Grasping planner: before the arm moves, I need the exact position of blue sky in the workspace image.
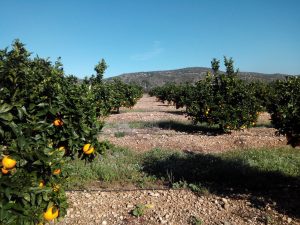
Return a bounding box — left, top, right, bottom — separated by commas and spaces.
1, 0, 299, 78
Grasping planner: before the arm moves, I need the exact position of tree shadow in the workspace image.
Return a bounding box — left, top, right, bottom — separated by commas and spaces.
157, 104, 172, 107
155, 120, 223, 135
162, 111, 186, 115
142, 151, 300, 219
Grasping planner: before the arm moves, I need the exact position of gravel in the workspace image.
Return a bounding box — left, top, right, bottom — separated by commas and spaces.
56, 189, 296, 225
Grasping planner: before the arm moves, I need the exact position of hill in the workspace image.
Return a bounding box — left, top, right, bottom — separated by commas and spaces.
106, 67, 293, 92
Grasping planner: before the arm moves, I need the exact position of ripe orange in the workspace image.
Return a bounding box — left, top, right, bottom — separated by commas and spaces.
83, 144, 94, 155
1, 167, 9, 174
43, 206, 59, 221
52, 184, 60, 192
53, 119, 63, 126
58, 146, 65, 151
39, 181, 44, 188
2, 156, 16, 169
53, 169, 61, 175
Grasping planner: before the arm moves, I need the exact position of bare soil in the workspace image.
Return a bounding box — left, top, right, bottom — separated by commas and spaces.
57, 190, 297, 225
99, 95, 287, 153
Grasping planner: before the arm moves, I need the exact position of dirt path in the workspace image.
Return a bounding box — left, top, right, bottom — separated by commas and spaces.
57, 95, 297, 225
57, 189, 296, 225
99, 95, 286, 153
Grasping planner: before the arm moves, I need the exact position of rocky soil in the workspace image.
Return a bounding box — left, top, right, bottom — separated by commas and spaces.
56, 95, 298, 225
99, 95, 287, 153
57, 189, 297, 225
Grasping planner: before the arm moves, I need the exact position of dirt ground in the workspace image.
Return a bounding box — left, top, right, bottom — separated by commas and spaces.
57, 95, 298, 225
99, 95, 287, 153
57, 189, 297, 225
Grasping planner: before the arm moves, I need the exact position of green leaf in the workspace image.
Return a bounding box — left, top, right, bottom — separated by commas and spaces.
0, 103, 13, 114
0, 113, 13, 121
4, 188, 11, 201
42, 192, 49, 201
17, 136, 26, 149
23, 193, 30, 202
32, 160, 42, 166
37, 195, 43, 206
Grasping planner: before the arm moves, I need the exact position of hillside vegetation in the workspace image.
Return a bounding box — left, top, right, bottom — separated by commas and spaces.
107, 67, 294, 92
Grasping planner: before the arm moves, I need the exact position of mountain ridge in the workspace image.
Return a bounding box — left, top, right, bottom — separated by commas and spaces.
106, 67, 297, 91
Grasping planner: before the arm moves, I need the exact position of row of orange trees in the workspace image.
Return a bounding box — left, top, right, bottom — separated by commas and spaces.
0, 40, 142, 224
150, 57, 300, 145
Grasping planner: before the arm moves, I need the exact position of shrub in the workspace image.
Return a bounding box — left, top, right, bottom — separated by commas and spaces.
102, 79, 143, 113
186, 57, 261, 132
0, 40, 105, 224
149, 82, 195, 110
267, 76, 300, 147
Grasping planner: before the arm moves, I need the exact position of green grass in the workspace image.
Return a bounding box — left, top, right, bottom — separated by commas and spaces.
128, 121, 158, 129
63, 146, 157, 190
142, 147, 300, 189
128, 120, 221, 134
114, 131, 126, 137
223, 147, 300, 177
64, 145, 300, 191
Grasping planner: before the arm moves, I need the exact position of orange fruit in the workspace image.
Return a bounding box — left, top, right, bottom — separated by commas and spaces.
58, 146, 65, 151
83, 144, 94, 155
1, 167, 9, 174
53, 119, 63, 126
53, 169, 61, 175
2, 156, 16, 169
43, 206, 59, 221
39, 181, 44, 188
52, 184, 60, 192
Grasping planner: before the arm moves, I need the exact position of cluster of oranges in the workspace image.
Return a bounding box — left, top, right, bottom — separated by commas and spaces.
1, 118, 97, 223
53, 118, 95, 155
36, 119, 95, 222
1, 155, 16, 175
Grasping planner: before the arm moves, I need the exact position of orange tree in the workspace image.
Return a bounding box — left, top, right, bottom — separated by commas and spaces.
0, 40, 106, 224
186, 57, 261, 132
86, 63, 143, 115
267, 76, 300, 147
96, 78, 143, 114
149, 83, 178, 105
149, 83, 195, 110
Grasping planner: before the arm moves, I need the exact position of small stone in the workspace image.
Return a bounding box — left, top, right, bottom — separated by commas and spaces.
221, 198, 228, 204
223, 203, 229, 210
126, 204, 133, 208
287, 218, 292, 223
222, 222, 231, 225
102, 221, 107, 225
149, 192, 160, 197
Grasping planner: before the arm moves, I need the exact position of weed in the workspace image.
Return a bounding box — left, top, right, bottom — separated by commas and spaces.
188, 215, 203, 225
114, 131, 126, 138
131, 204, 146, 217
